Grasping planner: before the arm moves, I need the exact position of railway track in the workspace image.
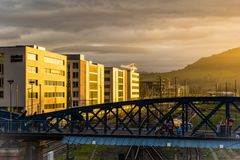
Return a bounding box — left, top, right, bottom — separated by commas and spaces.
42, 142, 74, 160
186, 148, 201, 160
124, 146, 141, 160
125, 146, 165, 160
145, 147, 165, 160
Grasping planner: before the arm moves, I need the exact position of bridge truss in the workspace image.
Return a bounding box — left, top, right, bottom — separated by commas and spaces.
1, 96, 240, 138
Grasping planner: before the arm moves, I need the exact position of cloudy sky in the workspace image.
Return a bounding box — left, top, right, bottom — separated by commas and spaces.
1, 0, 240, 72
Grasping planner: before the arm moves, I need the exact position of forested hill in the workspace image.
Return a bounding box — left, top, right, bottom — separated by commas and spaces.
141, 47, 240, 92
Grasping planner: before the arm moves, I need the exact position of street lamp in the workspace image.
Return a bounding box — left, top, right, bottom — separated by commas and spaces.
29, 80, 35, 115
7, 80, 14, 132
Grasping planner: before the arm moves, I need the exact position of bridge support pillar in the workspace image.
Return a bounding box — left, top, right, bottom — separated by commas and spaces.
21, 141, 43, 160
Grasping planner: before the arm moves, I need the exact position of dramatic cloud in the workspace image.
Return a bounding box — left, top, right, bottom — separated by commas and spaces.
1, 0, 240, 72
53, 45, 149, 54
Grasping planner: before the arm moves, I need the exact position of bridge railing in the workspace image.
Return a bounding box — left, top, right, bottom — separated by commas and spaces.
0, 120, 231, 139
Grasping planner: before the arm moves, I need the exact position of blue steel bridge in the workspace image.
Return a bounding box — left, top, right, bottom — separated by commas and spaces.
1, 96, 240, 150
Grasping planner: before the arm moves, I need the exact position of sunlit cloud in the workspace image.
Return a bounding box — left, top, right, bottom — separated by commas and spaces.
0, 0, 240, 72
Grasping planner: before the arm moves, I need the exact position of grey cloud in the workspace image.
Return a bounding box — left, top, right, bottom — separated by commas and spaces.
0, 32, 20, 40
1, 0, 240, 32
53, 45, 149, 54
1, 0, 240, 72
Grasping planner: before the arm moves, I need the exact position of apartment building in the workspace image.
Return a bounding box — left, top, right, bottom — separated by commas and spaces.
67, 54, 104, 107
104, 64, 140, 102
126, 69, 140, 100
0, 45, 67, 114
104, 67, 127, 103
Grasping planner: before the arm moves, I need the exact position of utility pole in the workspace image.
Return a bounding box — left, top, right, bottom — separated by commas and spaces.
174, 77, 177, 97
235, 80, 237, 96
16, 84, 18, 112
159, 76, 162, 98
225, 81, 228, 96
29, 80, 35, 115
7, 80, 14, 132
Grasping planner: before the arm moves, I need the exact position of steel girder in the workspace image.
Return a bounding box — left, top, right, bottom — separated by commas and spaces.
2, 96, 240, 138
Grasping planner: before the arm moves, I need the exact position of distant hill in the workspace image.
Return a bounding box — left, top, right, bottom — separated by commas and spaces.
141, 48, 240, 92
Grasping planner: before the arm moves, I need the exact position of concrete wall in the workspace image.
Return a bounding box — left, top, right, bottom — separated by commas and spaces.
0, 47, 26, 111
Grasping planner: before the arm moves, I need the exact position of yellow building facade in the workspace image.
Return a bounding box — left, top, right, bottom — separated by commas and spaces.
67, 54, 104, 107
104, 66, 140, 102
104, 67, 127, 103
127, 70, 140, 100
0, 45, 67, 114
120, 64, 140, 101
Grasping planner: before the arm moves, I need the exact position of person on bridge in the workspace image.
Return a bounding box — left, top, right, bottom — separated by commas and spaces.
176, 126, 182, 136
167, 121, 174, 136
167, 115, 174, 125
228, 118, 233, 136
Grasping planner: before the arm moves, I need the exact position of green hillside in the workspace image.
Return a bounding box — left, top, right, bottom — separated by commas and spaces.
141, 48, 240, 92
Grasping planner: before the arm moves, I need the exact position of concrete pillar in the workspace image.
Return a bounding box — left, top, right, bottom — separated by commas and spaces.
21, 141, 43, 160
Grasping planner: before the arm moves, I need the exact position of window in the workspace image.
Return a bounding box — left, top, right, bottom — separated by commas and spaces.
44, 92, 65, 98
89, 74, 97, 81
104, 70, 110, 74
73, 100, 79, 107
105, 85, 110, 88
28, 53, 38, 61
44, 56, 64, 65
68, 72, 70, 79
45, 68, 65, 76
118, 85, 123, 90
132, 92, 139, 95
90, 83, 98, 90
104, 78, 110, 81
73, 81, 79, 88
0, 91, 3, 98
44, 103, 65, 109
132, 86, 139, 89
90, 91, 98, 98
105, 92, 110, 96
73, 91, 79, 97
73, 72, 79, 78
132, 74, 139, 79
118, 92, 123, 97
132, 80, 139, 83
28, 79, 38, 86
118, 78, 123, 83
27, 66, 38, 73
11, 55, 23, 62
0, 53, 4, 61
0, 78, 3, 88
89, 65, 97, 73
28, 92, 38, 98
118, 71, 123, 76
44, 80, 65, 86
73, 62, 79, 69
118, 98, 123, 101
0, 64, 3, 75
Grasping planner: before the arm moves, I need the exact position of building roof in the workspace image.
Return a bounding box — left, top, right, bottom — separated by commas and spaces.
0, 45, 46, 51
